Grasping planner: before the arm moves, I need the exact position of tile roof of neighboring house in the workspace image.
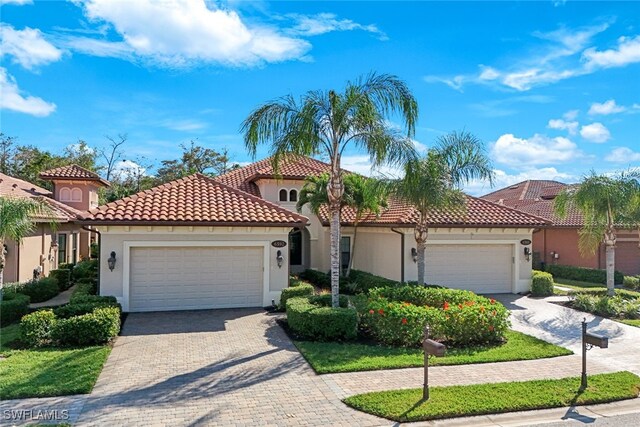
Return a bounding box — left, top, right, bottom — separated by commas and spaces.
215, 155, 333, 196
481, 180, 585, 227
83, 173, 308, 226
0, 173, 85, 222
40, 164, 110, 187
318, 196, 549, 227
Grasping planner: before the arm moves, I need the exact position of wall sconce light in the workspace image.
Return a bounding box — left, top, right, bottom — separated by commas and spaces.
524, 247, 531, 261
276, 250, 284, 268
411, 248, 418, 263
107, 251, 117, 271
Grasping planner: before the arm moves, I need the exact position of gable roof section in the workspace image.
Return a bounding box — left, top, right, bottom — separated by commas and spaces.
215, 155, 333, 196
40, 164, 110, 187
318, 195, 548, 228
83, 173, 308, 226
0, 173, 84, 222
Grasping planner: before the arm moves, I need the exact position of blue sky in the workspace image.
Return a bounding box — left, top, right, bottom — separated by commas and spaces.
1, 0, 639, 195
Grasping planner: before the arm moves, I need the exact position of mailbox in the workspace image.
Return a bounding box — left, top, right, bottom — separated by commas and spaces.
424, 339, 446, 357
585, 332, 608, 349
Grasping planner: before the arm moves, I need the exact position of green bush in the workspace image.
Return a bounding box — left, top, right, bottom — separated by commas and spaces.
15, 277, 59, 303
0, 292, 30, 326
623, 276, 640, 290
70, 294, 117, 305
279, 283, 314, 310
546, 264, 623, 285
299, 269, 332, 289
49, 269, 71, 291
51, 306, 121, 346
21, 309, 57, 347
90, 242, 98, 259
54, 300, 121, 319
342, 270, 400, 294
58, 262, 75, 271
286, 296, 358, 341
572, 293, 597, 313
531, 270, 554, 297
571, 293, 640, 319
72, 280, 97, 298
369, 285, 481, 308
72, 259, 98, 282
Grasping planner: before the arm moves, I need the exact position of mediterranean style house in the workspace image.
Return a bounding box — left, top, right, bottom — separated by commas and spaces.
481, 180, 640, 276
0, 165, 109, 283
81, 155, 547, 312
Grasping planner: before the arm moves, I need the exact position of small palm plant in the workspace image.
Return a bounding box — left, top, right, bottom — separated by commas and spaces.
242, 73, 418, 307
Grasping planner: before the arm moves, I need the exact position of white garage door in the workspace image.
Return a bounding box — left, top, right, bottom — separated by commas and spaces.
424, 244, 513, 293
129, 246, 264, 312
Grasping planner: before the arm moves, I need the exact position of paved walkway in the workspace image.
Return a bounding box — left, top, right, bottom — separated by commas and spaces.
29, 284, 75, 309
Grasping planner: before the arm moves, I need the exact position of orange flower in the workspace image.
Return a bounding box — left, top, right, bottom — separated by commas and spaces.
488, 325, 495, 332
492, 310, 497, 316
458, 304, 463, 309
480, 306, 485, 313
369, 309, 375, 315
443, 302, 450, 310
401, 318, 408, 325
490, 298, 496, 304
378, 309, 384, 315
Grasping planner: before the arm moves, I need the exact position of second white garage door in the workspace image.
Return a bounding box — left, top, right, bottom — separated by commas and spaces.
424, 244, 513, 293
129, 246, 264, 312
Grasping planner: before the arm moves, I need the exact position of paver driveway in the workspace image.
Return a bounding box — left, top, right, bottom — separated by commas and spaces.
77, 309, 384, 426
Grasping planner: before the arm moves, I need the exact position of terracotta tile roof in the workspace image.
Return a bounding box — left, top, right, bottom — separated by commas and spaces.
317, 195, 548, 227
481, 179, 567, 202
0, 173, 84, 222
215, 155, 333, 196
83, 173, 308, 226
40, 164, 110, 187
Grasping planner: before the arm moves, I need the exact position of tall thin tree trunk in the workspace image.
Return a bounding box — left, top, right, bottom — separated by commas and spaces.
0, 238, 5, 301
346, 222, 358, 277
329, 207, 341, 308
604, 226, 616, 297
414, 218, 428, 286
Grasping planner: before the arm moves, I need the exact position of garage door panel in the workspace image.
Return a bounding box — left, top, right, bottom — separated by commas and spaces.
424, 244, 512, 294
129, 246, 263, 312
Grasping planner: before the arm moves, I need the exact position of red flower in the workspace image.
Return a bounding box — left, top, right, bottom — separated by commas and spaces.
480, 306, 486, 313
369, 309, 375, 315
401, 318, 408, 325
458, 304, 463, 309
492, 310, 497, 316
488, 325, 495, 332
378, 309, 384, 315
490, 298, 496, 304
443, 302, 450, 310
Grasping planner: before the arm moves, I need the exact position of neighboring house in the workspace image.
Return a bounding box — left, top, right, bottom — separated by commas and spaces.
83, 156, 546, 312
0, 164, 108, 283
481, 180, 640, 276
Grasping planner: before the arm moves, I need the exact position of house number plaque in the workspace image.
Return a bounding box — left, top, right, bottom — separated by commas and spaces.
271, 240, 287, 248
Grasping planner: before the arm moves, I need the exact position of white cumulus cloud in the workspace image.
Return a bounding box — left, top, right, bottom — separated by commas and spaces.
583, 35, 640, 69
0, 24, 62, 70
580, 122, 611, 143
605, 147, 640, 163
547, 118, 579, 135
588, 99, 626, 115
492, 133, 582, 166
0, 67, 56, 116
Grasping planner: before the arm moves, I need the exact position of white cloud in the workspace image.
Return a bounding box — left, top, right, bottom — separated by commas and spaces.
0, 67, 56, 116
583, 35, 640, 69
0, 24, 62, 70
588, 99, 626, 115
339, 155, 402, 178
465, 167, 574, 196
67, 0, 311, 67
547, 119, 579, 135
580, 122, 611, 143
563, 110, 579, 120
605, 147, 640, 163
492, 133, 582, 166
111, 159, 147, 179
160, 119, 208, 132
288, 13, 387, 40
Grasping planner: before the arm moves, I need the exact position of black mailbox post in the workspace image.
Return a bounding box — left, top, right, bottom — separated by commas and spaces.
423, 325, 446, 400
581, 318, 609, 390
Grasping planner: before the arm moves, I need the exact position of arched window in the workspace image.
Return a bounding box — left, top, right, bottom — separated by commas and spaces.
71, 188, 82, 201
59, 187, 71, 201
289, 189, 298, 202
279, 189, 288, 202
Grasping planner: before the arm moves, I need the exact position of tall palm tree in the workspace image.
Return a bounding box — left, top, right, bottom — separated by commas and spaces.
0, 196, 52, 295
342, 174, 388, 276
242, 73, 418, 307
296, 173, 334, 217
555, 172, 638, 296
393, 131, 494, 285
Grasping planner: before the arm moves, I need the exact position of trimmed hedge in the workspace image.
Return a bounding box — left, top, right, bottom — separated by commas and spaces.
50, 269, 71, 291
299, 269, 331, 289
572, 293, 640, 319
72, 259, 98, 282
51, 307, 121, 346
546, 264, 623, 285
279, 283, 314, 311
369, 286, 481, 307
54, 300, 121, 319
14, 277, 59, 303
286, 296, 358, 341
70, 295, 117, 305
0, 292, 30, 326
21, 309, 57, 347
623, 276, 640, 290
531, 270, 554, 297
72, 280, 97, 299
299, 268, 403, 295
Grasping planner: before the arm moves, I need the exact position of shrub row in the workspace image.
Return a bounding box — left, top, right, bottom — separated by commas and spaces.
298, 269, 332, 289
9, 277, 59, 303
342, 270, 400, 294
369, 285, 482, 308
279, 281, 314, 311
286, 296, 357, 341
72, 259, 98, 282
72, 280, 98, 299
21, 306, 121, 347
623, 276, 640, 290
545, 264, 623, 285
0, 292, 30, 326
571, 293, 640, 319
531, 270, 554, 297
49, 269, 71, 291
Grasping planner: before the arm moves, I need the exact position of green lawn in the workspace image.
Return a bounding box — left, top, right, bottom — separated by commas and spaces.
294, 330, 572, 374
620, 319, 640, 328
554, 279, 640, 298
344, 371, 640, 422
0, 325, 111, 400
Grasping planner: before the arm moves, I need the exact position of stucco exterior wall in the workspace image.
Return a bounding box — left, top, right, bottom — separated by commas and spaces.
533, 228, 599, 270
96, 225, 292, 309
52, 181, 101, 211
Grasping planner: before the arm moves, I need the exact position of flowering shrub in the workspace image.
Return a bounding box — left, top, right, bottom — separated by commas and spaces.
362, 286, 510, 347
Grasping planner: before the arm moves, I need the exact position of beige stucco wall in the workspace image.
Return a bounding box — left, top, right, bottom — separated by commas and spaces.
52, 181, 101, 211
95, 225, 292, 310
